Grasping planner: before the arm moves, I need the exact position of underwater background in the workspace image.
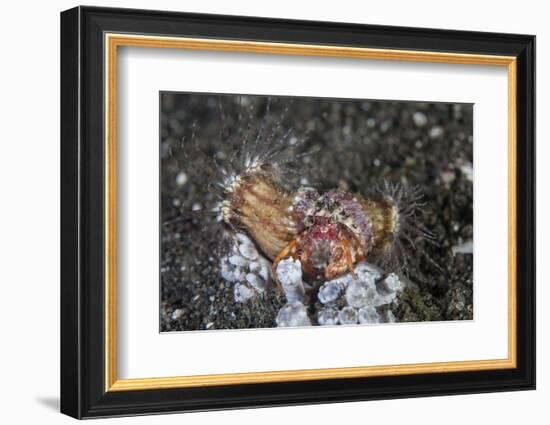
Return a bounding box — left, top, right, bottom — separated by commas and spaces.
160, 93, 473, 331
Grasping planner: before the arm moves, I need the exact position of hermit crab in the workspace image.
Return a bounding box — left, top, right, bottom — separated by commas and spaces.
220, 161, 432, 285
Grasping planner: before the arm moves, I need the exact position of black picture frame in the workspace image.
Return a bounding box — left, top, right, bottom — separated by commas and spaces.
61, 5, 535, 419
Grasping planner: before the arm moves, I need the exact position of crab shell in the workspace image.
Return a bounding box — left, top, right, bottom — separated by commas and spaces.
222, 166, 398, 280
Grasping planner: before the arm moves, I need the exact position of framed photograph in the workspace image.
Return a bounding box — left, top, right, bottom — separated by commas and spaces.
60, 6, 535, 419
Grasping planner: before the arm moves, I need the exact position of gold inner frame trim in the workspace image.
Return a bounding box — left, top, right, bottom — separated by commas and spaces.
104, 33, 518, 392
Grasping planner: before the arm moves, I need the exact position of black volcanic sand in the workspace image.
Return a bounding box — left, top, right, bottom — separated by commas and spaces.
160, 93, 473, 331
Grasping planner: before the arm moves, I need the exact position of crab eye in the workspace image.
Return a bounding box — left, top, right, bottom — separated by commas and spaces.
303, 216, 312, 227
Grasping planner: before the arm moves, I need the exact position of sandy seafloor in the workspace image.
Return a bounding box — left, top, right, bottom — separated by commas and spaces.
160, 92, 473, 332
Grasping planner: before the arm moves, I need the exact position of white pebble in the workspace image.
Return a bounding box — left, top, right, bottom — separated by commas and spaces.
234, 269, 246, 282
233, 283, 255, 303
276, 302, 311, 327
345, 281, 376, 308
248, 258, 270, 280
460, 162, 474, 182
429, 126, 444, 139
441, 170, 455, 185
358, 307, 381, 324
238, 242, 259, 260
171, 309, 183, 320
258, 259, 271, 282
318, 280, 345, 304
248, 261, 261, 273
246, 273, 268, 292
355, 263, 382, 281
235, 233, 252, 245
452, 240, 473, 255
220, 259, 242, 283
276, 258, 302, 284
338, 307, 358, 325
380, 273, 403, 293
317, 307, 339, 326
412, 111, 428, 127
228, 255, 248, 267
175, 171, 188, 186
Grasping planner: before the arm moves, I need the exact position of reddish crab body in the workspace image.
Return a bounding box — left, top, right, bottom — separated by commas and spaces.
275, 216, 363, 280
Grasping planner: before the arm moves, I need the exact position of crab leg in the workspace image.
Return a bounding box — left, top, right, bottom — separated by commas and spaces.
342, 237, 357, 280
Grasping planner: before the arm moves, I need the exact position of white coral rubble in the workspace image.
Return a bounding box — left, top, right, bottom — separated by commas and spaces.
219, 235, 406, 327
276, 302, 312, 327
233, 282, 255, 303
274, 260, 405, 327
276, 258, 306, 304
317, 307, 339, 325
220, 233, 271, 302
314, 263, 405, 326
316, 264, 404, 326
318, 279, 345, 304
338, 306, 359, 324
